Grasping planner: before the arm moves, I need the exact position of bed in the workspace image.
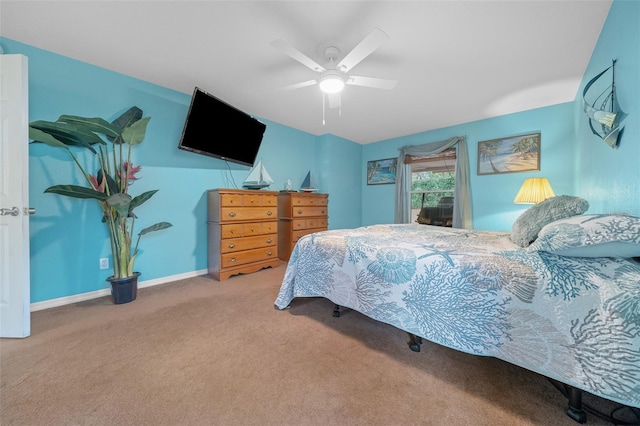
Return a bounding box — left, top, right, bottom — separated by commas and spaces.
274, 198, 640, 422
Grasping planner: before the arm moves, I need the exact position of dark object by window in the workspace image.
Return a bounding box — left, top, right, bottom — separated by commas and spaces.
416, 196, 453, 227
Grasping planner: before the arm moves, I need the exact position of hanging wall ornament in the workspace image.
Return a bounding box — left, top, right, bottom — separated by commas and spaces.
582, 59, 627, 148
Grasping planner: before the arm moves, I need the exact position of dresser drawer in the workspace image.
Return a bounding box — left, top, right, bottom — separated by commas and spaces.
261, 221, 278, 234
242, 221, 277, 236
221, 221, 278, 238
220, 206, 276, 222
220, 223, 244, 239
292, 219, 306, 230
241, 193, 277, 207
221, 247, 278, 268
291, 206, 327, 218
219, 193, 277, 207
292, 218, 328, 230
305, 218, 327, 229
220, 233, 277, 253
258, 194, 277, 207
219, 193, 244, 207
291, 195, 328, 207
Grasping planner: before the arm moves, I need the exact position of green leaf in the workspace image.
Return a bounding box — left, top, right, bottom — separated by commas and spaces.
30, 121, 101, 153
112, 107, 143, 131
31, 120, 106, 145
45, 185, 108, 200
129, 190, 158, 212
58, 115, 121, 138
121, 116, 150, 146
106, 193, 132, 217
138, 222, 173, 236
110, 107, 143, 144
29, 127, 71, 150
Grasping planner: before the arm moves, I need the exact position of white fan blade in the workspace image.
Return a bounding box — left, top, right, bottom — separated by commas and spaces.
327, 92, 341, 109
347, 75, 398, 90
270, 39, 326, 73
282, 80, 318, 91
336, 27, 389, 73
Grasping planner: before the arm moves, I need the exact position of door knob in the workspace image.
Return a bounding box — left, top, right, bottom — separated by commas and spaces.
26, 207, 36, 215
1, 207, 19, 216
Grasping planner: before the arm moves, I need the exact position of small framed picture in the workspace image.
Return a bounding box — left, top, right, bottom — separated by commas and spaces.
367, 157, 397, 185
477, 132, 541, 175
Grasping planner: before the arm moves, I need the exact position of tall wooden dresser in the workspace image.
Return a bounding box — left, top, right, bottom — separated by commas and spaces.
277, 192, 329, 261
207, 189, 279, 281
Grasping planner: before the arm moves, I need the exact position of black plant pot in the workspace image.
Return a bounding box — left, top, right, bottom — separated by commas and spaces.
107, 272, 140, 304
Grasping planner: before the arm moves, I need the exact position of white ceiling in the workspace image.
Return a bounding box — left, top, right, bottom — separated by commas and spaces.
0, 1, 612, 144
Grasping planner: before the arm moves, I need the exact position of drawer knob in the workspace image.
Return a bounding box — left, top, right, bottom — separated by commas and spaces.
297, 210, 303, 214
230, 258, 237, 263
266, 238, 272, 243
228, 243, 236, 248
267, 251, 273, 256
267, 211, 273, 216
229, 212, 236, 217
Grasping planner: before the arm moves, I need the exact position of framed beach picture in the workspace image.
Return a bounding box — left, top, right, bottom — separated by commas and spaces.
367, 157, 397, 185
477, 133, 541, 175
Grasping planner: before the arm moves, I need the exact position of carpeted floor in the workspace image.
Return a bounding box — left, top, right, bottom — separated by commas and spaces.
1, 262, 635, 425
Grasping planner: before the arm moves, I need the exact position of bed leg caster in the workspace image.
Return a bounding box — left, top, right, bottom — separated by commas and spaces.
408, 334, 422, 352
566, 386, 587, 424
333, 305, 341, 317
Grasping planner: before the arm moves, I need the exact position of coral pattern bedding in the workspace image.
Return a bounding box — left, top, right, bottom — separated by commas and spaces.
274, 223, 640, 408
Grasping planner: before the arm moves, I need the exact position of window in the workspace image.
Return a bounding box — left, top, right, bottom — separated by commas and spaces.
407, 148, 456, 223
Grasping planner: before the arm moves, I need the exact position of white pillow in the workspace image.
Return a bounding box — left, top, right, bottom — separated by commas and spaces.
527, 214, 640, 258
510, 195, 589, 247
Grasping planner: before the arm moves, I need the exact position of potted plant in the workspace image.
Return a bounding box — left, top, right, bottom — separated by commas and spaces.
29, 106, 172, 304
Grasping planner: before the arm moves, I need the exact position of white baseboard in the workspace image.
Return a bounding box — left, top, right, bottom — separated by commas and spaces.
30, 269, 209, 312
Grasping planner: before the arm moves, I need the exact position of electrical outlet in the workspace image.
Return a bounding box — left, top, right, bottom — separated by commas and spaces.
99, 258, 109, 270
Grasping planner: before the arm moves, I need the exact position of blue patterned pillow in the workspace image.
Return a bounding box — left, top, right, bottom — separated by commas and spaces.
510, 195, 589, 247
527, 214, 640, 258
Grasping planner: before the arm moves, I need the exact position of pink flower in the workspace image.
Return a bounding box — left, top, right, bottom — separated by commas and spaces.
118, 162, 142, 184
89, 174, 106, 192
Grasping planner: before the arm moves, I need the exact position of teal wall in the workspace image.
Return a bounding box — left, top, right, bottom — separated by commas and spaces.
574, 0, 639, 216
0, 38, 360, 303
362, 103, 575, 230
1, 0, 637, 304
363, 0, 638, 229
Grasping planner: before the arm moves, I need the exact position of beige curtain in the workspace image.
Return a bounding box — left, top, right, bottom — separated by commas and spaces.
394, 136, 472, 229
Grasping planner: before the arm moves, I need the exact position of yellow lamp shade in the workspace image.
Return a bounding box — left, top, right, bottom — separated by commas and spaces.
514, 178, 555, 204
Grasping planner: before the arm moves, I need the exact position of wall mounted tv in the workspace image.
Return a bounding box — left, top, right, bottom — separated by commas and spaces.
178, 87, 267, 167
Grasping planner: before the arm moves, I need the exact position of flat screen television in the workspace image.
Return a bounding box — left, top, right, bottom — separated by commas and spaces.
178, 87, 267, 167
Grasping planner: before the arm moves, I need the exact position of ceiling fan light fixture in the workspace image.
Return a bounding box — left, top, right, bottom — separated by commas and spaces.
319, 71, 345, 94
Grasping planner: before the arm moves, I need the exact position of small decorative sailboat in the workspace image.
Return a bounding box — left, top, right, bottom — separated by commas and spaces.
299, 171, 318, 192
582, 59, 627, 148
242, 160, 274, 189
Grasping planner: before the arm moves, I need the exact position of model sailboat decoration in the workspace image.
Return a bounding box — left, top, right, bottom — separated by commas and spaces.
299, 171, 318, 192
242, 160, 274, 189
582, 59, 627, 148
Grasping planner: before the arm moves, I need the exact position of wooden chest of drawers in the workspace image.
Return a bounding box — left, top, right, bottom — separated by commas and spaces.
207, 189, 279, 281
277, 192, 329, 261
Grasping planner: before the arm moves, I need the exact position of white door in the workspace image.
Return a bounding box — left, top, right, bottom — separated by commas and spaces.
0, 54, 31, 338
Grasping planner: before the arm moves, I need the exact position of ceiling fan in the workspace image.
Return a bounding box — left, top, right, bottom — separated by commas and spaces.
270, 27, 398, 113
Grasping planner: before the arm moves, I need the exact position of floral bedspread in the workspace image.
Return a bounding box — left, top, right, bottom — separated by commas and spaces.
274, 224, 640, 408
